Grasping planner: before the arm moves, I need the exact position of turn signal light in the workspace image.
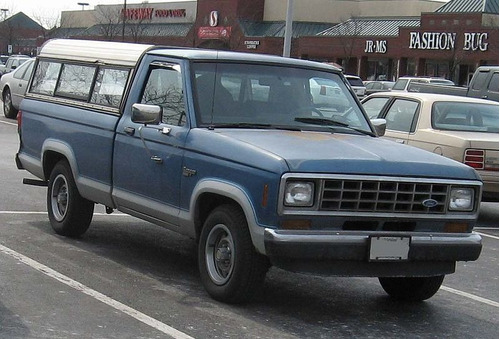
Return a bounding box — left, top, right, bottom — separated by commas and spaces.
281, 219, 312, 230
444, 222, 468, 233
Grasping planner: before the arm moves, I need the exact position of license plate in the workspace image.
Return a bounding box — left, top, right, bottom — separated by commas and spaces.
369, 236, 410, 261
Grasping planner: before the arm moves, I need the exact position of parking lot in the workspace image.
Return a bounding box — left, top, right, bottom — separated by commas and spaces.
0, 115, 498, 338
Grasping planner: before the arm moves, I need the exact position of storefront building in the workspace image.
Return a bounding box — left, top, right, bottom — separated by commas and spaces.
52, 0, 498, 83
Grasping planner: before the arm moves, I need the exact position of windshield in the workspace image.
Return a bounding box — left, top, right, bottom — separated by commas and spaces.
192, 62, 371, 133
432, 101, 499, 133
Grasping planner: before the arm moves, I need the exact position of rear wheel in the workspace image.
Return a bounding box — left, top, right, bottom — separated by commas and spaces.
3, 88, 17, 119
198, 204, 269, 304
379, 275, 445, 301
47, 160, 94, 237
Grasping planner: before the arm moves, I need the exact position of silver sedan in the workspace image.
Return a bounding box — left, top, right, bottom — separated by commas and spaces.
1, 58, 34, 119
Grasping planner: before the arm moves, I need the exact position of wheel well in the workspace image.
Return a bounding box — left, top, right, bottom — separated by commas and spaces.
2, 86, 9, 97
194, 193, 242, 242
43, 151, 67, 181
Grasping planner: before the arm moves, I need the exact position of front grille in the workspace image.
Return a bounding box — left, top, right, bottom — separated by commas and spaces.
320, 179, 448, 213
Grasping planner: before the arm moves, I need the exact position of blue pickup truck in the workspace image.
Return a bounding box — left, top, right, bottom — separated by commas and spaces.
16, 39, 482, 304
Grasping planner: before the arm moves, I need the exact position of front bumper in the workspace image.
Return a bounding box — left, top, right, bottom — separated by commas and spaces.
264, 229, 482, 277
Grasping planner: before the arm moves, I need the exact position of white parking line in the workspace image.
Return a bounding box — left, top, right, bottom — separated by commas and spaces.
440, 285, 499, 308
0, 243, 194, 339
0, 211, 129, 216
0, 119, 17, 126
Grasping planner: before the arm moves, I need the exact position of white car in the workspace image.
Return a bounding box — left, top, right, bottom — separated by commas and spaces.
1, 58, 35, 118
344, 74, 366, 99
392, 76, 455, 92
309, 77, 350, 112
362, 92, 499, 201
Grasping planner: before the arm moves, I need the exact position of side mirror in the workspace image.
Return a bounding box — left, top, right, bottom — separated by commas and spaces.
370, 118, 386, 136
131, 103, 162, 125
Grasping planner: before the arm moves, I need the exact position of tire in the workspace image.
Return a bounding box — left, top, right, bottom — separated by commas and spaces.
198, 204, 269, 304
47, 160, 94, 237
379, 275, 445, 301
3, 88, 18, 119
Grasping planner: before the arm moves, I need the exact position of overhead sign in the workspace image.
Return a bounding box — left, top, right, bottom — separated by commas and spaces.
209, 11, 218, 27
409, 32, 489, 51
122, 8, 186, 20
198, 27, 231, 39
364, 40, 387, 54
244, 41, 260, 49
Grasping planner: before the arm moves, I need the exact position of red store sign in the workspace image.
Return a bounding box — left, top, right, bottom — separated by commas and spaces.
198, 26, 232, 39
121, 7, 187, 20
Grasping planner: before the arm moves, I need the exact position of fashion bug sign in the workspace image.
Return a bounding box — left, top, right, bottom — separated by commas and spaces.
409, 32, 489, 51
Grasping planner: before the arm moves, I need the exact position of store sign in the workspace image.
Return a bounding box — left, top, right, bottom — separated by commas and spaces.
244, 41, 260, 49
365, 40, 387, 54
209, 11, 218, 27
122, 7, 187, 21
463, 33, 488, 51
198, 26, 232, 39
409, 32, 489, 51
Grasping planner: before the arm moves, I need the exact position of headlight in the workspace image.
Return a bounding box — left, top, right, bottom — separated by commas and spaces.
284, 182, 314, 207
449, 188, 474, 211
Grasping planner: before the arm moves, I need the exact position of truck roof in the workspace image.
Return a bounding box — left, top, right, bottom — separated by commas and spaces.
39, 39, 341, 72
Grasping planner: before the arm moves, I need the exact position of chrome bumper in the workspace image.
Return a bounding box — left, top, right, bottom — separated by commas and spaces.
264, 229, 482, 277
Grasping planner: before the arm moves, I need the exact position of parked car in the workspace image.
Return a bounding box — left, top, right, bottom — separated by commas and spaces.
408, 66, 499, 102
0, 55, 30, 77
392, 77, 455, 92
309, 77, 350, 112
364, 81, 395, 95
362, 92, 499, 201
344, 74, 366, 98
1, 58, 35, 118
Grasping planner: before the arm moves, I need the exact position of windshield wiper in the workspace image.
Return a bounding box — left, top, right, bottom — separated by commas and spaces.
208, 123, 301, 131
294, 117, 375, 137
294, 117, 349, 127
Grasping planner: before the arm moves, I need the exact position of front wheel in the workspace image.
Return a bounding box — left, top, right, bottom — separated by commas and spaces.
3, 88, 18, 119
47, 160, 94, 237
379, 275, 445, 301
198, 204, 269, 304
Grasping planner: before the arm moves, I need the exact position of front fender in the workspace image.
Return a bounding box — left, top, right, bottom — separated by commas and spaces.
182, 178, 270, 255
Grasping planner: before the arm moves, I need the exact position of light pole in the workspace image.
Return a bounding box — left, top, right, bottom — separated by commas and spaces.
282, 0, 294, 57
77, 2, 89, 10
0, 8, 8, 22
122, 0, 127, 41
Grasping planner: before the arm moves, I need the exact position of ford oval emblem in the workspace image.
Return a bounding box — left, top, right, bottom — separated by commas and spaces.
422, 199, 438, 208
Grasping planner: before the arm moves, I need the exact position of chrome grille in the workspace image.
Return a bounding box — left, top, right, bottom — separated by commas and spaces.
320, 179, 448, 213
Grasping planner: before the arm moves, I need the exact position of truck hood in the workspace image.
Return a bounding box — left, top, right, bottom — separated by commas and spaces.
212, 129, 480, 180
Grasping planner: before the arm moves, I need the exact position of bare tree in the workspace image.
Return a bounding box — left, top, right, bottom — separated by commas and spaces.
336, 18, 364, 74
94, 5, 123, 40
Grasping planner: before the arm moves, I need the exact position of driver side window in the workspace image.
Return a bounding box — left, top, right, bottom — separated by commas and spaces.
141, 65, 186, 126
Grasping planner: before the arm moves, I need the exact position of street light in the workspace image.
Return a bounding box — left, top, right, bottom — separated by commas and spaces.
0, 8, 8, 22
77, 2, 89, 10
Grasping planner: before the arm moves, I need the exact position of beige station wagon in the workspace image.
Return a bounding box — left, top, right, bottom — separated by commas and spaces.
362, 92, 499, 201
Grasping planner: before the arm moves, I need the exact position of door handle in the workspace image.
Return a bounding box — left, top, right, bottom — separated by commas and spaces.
395, 139, 405, 144
150, 155, 163, 164
124, 127, 135, 136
